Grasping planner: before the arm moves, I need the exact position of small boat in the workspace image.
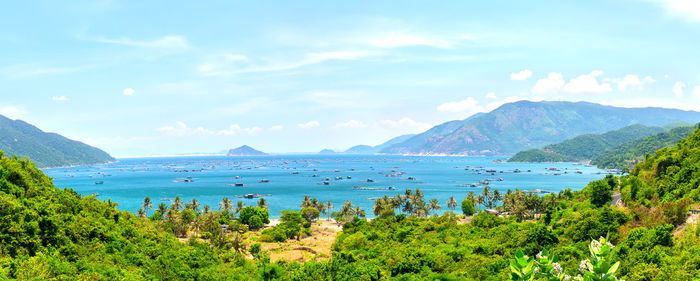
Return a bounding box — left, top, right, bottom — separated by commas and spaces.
259, 179, 270, 183
95, 181, 104, 184
366, 178, 375, 182
346, 176, 352, 179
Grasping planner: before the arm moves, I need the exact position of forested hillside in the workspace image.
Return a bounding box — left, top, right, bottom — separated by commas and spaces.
508, 124, 665, 163
591, 125, 696, 169
0, 115, 114, 168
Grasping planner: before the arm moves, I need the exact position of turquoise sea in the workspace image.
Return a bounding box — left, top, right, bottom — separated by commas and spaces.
44, 155, 611, 218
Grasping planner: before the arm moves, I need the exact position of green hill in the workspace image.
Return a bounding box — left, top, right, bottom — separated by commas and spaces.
0, 115, 114, 167
381, 101, 700, 155
508, 124, 665, 162
591, 125, 697, 170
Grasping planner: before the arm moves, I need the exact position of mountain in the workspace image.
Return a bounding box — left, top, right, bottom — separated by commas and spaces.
380, 101, 700, 155
508, 124, 666, 162
226, 145, 267, 156
0, 115, 114, 168
344, 134, 416, 154
318, 149, 336, 154
591, 125, 697, 169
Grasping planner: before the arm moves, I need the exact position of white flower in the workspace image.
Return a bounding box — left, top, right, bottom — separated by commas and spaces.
552, 262, 563, 275
536, 251, 543, 259
606, 241, 615, 249
533, 267, 539, 274
573, 275, 584, 281
579, 259, 590, 273
563, 275, 572, 281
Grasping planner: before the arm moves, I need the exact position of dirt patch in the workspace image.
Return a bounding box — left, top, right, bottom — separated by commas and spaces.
255, 219, 342, 263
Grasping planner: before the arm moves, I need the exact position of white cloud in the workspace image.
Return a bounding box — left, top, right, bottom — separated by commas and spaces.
606, 74, 655, 91
673, 81, 686, 97
96, 35, 189, 49
332, 120, 367, 129
377, 117, 431, 132
0, 106, 27, 119
217, 124, 263, 136
123, 88, 135, 96
510, 69, 533, 80
198, 50, 378, 76
648, 0, 700, 22
369, 33, 452, 48
563, 71, 612, 94
485, 92, 497, 99
52, 96, 68, 101
436, 97, 484, 114
297, 120, 320, 129
269, 125, 284, 131
532, 72, 566, 94
156, 121, 213, 136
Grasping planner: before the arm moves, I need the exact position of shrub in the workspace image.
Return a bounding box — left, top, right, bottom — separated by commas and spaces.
461, 199, 476, 216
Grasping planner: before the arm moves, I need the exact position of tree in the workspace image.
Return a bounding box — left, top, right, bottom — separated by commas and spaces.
257, 198, 268, 210
589, 180, 613, 207
137, 208, 146, 218
325, 201, 334, 220
142, 197, 153, 215
428, 198, 440, 215
220, 197, 233, 213
447, 196, 457, 210
172, 196, 183, 211
301, 207, 320, 222
186, 198, 200, 213
239, 207, 270, 230
235, 201, 244, 216
461, 198, 476, 216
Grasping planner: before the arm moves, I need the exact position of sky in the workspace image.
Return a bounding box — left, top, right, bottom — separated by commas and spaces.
1, 0, 700, 157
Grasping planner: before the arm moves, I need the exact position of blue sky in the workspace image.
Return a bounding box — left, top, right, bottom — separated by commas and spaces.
1, 0, 700, 157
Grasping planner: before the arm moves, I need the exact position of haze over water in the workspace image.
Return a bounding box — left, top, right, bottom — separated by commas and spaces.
45, 155, 609, 218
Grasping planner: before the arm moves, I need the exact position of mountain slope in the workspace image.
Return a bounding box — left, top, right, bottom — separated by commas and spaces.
508, 124, 665, 162
591, 125, 696, 169
381, 101, 700, 155
344, 134, 416, 154
0, 115, 114, 167
226, 145, 267, 156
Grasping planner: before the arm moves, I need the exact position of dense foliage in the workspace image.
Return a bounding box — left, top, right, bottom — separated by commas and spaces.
509, 124, 664, 163
2, 125, 700, 280
0, 115, 114, 168
591, 125, 696, 170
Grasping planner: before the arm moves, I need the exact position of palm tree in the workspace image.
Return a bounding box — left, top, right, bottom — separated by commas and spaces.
481, 186, 493, 208
325, 201, 334, 220
188, 198, 200, 213
354, 206, 366, 218
300, 195, 311, 208
220, 197, 233, 212
157, 202, 168, 216
493, 189, 502, 207
235, 201, 244, 216
257, 198, 268, 210
428, 198, 440, 215
373, 196, 391, 216
340, 200, 354, 220
137, 208, 146, 218
447, 196, 457, 210
142, 197, 153, 215
203, 205, 211, 214
172, 196, 183, 211
231, 233, 246, 257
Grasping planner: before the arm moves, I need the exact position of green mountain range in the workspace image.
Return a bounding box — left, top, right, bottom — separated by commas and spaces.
0, 115, 114, 168
508, 124, 667, 162
591, 125, 697, 169
380, 101, 700, 155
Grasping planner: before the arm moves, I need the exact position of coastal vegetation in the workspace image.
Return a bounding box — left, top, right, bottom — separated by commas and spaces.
1, 125, 700, 280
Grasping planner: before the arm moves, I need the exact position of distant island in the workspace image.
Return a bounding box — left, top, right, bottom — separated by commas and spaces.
226, 145, 267, 156
318, 149, 336, 154
0, 114, 114, 168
